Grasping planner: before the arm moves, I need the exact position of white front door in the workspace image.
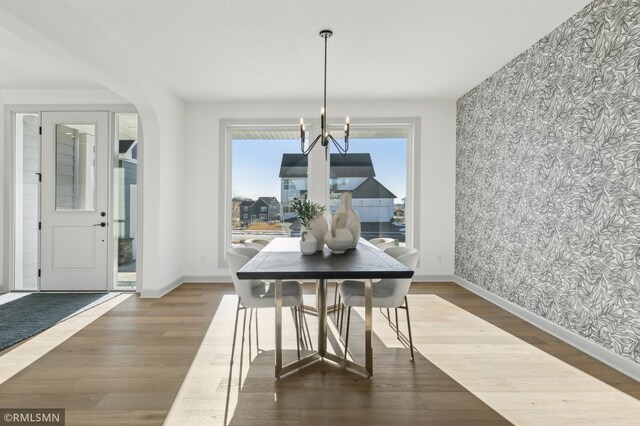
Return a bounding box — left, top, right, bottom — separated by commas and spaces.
40, 111, 110, 291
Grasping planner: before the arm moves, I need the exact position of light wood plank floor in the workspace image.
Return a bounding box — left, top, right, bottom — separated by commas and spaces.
0, 283, 638, 425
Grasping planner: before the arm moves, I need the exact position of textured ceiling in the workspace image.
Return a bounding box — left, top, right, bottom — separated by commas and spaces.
1, 0, 592, 102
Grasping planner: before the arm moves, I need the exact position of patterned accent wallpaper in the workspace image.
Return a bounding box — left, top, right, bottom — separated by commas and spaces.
456, 0, 640, 363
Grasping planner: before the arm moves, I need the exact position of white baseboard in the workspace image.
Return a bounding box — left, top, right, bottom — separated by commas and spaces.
453, 275, 640, 382
413, 274, 456, 282
182, 275, 231, 283
139, 275, 232, 298
140, 276, 184, 298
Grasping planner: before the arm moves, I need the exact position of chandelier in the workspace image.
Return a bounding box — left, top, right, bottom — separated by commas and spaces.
299, 29, 350, 159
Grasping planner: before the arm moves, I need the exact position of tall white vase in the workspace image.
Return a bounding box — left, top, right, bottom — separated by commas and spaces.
300, 226, 317, 255
339, 192, 360, 248
309, 213, 328, 251
324, 212, 353, 254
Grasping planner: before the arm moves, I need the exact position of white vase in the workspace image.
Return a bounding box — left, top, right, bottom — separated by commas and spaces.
300, 226, 317, 255
324, 212, 353, 254
309, 213, 329, 251
339, 192, 361, 248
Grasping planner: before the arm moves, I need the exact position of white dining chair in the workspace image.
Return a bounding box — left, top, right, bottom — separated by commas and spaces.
332, 238, 397, 324
376, 240, 399, 251
338, 246, 420, 361
244, 238, 270, 251
368, 237, 397, 247
227, 247, 307, 359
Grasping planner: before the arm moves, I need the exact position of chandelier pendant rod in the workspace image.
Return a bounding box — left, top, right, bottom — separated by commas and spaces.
323, 31, 328, 147
299, 29, 349, 159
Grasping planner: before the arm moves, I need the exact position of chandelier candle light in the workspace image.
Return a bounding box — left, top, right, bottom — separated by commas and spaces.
299, 29, 350, 160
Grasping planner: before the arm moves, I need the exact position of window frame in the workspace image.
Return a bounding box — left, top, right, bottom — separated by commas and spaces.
218, 118, 420, 268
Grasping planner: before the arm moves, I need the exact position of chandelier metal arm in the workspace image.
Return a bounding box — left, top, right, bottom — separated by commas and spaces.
302, 134, 323, 156
328, 134, 348, 156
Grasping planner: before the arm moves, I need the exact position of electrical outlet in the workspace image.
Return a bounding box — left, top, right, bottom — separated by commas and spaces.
436, 253, 442, 263
200, 255, 207, 263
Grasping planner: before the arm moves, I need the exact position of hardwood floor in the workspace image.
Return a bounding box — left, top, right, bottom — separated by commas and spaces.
0, 283, 638, 425
0, 285, 229, 424
412, 283, 640, 400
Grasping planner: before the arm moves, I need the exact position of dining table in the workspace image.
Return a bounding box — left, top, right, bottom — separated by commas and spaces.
236, 237, 414, 378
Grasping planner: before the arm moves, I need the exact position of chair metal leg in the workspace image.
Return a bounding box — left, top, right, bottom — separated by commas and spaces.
294, 307, 300, 360
238, 307, 248, 384
238, 308, 251, 392
298, 303, 305, 350
343, 307, 351, 359
395, 308, 400, 339
302, 306, 313, 350
404, 296, 415, 362
248, 308, 254, 359
241, 307, 248, 347
255, 308, 259, 351
230, 299, 242, 365
339, 302, 345, 335
224, 299, 242, 426
386, 308, 391, 325
336, 294, 342, 331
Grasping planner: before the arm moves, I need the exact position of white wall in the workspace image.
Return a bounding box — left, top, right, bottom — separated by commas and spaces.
0, 2, 186, 297
153, 98, 186, 293
0, 87, 186, 296
1, 89, 128, 106
183, 100, 456, 281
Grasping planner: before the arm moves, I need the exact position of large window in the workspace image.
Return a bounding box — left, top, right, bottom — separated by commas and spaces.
230, 129, 307, 245
224, 121, 416, 260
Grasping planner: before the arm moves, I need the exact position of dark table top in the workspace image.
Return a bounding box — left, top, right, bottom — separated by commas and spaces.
236, 238, 414, 280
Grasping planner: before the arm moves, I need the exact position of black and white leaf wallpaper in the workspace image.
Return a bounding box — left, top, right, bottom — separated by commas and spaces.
456, 0, 640, 363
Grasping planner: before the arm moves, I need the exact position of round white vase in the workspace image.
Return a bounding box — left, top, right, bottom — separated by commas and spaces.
339, 192, 361, 248
309, 213, 329, 251
324, 212, 353, 254
300, 226, 317, 255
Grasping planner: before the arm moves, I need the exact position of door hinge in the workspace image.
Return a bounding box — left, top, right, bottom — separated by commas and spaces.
39, 126, 42, 135
38, 221, 41, 230
38, 269, 41, 277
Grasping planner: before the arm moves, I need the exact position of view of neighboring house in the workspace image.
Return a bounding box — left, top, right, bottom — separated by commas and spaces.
279, 153, 404, 241
237, 200, 253, 226
236, 197, 280, 227
278, 154, 309, 220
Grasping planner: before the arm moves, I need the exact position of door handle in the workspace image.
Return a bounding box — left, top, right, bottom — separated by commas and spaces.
93, 222, 107, 227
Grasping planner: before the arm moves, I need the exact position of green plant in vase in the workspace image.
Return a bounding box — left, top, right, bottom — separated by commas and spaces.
291, 196, 327, 254
291, 196, 326, 227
